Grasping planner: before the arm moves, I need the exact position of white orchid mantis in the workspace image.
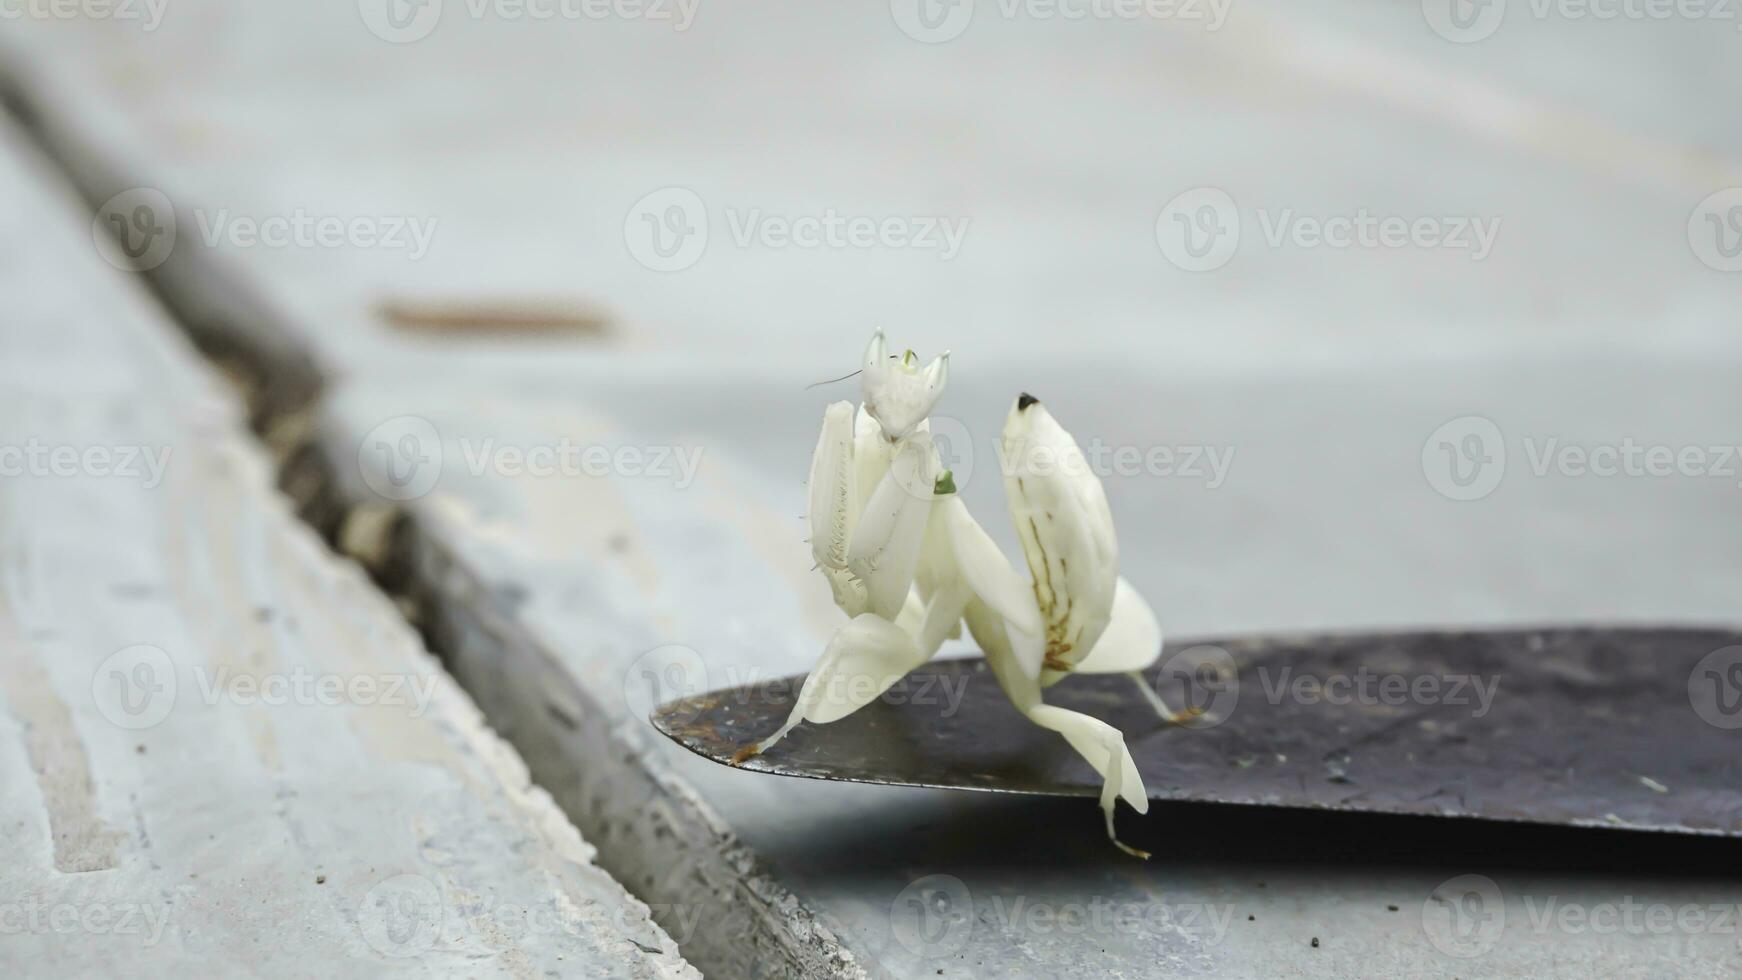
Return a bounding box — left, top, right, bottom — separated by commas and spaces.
743, 331, 1186, 857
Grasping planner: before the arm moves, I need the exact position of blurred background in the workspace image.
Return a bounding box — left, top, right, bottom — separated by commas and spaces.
12, 0, 1739, 637
12, 1, 1742, 361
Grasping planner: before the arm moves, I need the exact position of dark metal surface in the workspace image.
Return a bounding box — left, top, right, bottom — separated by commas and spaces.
653, 627, 1742, 836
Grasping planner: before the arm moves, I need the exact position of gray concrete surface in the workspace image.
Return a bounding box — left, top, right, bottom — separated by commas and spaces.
3, 5, 1741, 978
0, 120, 697, 979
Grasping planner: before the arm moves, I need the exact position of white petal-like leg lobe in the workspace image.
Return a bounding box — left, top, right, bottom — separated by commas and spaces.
915, 577, 972, 659
847, 434, 936, 620
939, 496, 1042, 638
894, 586, 927, 638
756, 613, 927, 753
1067, 576, 1163, 675
1024, 705, 1147, 812
905, 497, 1017, 661
1063, 578, 1187, 720
966, 599, 1151, 856
805, 614, 931, 724
961, 595, 1038, 685
1026, 704, 1150, 858
963, 598, 1034, 708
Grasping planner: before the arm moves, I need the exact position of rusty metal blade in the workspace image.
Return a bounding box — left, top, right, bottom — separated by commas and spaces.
651, 627, 1742, 836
